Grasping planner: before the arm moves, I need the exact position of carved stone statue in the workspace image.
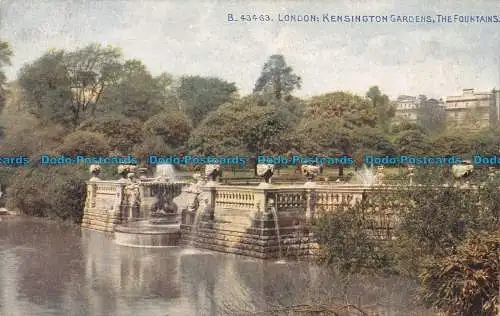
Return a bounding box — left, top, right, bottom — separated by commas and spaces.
263, 198, 275, 220
256, 164, 274, 184
205, 164, 221, 182
201, 197, 213, 221
149, 189, 178, 224
124, 173, 140, 219
301, 165, 321, 181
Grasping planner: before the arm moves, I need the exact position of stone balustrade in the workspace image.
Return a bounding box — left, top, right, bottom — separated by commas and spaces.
204, 184, 402, 245
211, 184, 399, 218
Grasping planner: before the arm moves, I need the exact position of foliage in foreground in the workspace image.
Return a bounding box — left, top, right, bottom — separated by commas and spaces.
419, 231, 499, 316
314, 203, 394, 274
314, 181, 500, 315
6, 164, 87, 222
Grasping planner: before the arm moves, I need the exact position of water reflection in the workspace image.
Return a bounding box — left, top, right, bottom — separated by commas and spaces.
0, 218, 430, 316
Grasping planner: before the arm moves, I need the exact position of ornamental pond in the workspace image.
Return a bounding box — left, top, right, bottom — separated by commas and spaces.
0, 217, 433, 316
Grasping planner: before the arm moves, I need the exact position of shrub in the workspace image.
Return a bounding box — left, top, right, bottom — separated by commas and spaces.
142, 110, 192, 148
132, 135, 172, 165
0, 123, 66, 156
419, 231, 499, 316
314, 181, 499, 279
6, 164, 87, 222
396, 185, 497, 260
57, 130, 110, 156
78, 114, 144, 153
314, 200, 395, 274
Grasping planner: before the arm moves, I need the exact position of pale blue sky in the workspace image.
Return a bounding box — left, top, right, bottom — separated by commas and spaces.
1, 0, 499, 99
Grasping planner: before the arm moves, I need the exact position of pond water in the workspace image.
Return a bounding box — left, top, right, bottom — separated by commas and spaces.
0, 217, 431, 316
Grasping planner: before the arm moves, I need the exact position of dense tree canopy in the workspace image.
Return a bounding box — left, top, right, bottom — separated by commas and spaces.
177, 76, 237, 126
98, 60, 173, 121
18, 44, 122, 128
253, 54, 301, 100
78, 113, 144, 153
298, 92, 376, 155
417, 98, 446, 134
187, 95, 301, 155
142, 109, 192, 149
0, 40, 13, 113
366, 86, 394, 131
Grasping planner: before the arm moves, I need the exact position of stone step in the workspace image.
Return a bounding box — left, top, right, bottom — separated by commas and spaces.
182, 230, 313, 248
182, 239, 314, 259
181, 225, 314, 240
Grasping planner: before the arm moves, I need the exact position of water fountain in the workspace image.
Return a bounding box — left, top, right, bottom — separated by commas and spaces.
155, 164, 178, 182
178, 168, 218, 248
113, 165, 185, 247
82, 160, 375, 258
354, 164, 377, 186
266, 198, 283, 259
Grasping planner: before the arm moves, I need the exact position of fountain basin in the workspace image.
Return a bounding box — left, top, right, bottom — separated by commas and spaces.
114, 220, 181, 247
149, 213, 179, 225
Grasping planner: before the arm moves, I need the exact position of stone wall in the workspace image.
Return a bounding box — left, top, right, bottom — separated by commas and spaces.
179, 184, 390, 259
81, 181, 126, 233
81, 179, 401, 259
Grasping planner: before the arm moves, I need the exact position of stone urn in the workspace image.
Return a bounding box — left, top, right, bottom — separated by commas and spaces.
301, 165, 320, 181
256, 164, 274, 184
451, 161, 474, 178
117, 165, 131, 180
205, 164, 221, 182
89, 164, 101, 181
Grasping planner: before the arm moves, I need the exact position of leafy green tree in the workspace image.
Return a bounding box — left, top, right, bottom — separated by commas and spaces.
253, 54, 301, 100
56, 130, 110, 157
315, 205, 392, 273
18, 44, 122, 128
98, 60, 172, 121
0, 40, 13, 113
352, 127, 396, 156
393, 129, 432, 155
366, 86, 394, 131
430, 130, 475, 156
298, 92, 376, 155
18, 51, 72, 125
187, 95, 300, 155
6, 164, 87, 222
470, 127, 500, 154
417, 98, 445, 134
391, 120, 426, 135
133, 135, 172, 165
177, 76, 237, 126
78, 114, 143, 153
0, 122, 66, 156
142, 110, 192, 149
